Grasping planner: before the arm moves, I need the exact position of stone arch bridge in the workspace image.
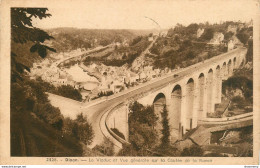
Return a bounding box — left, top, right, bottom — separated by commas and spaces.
103, 47, 247, 148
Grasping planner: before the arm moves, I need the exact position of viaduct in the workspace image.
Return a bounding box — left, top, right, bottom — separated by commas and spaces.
102, 47, 248, 148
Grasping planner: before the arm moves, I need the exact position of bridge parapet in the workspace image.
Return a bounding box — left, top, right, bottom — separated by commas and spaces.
103, 102, 130, 149
198, 112, 253, 124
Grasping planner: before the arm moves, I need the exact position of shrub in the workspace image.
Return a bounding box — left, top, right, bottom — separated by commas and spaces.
239, 126, 253, 143
93, 137, 114, 156
33, 103, 64, 130
131, 36, 143, 46
155, 144, 179, 156
150, 44, 160, 55
63, 114, 94, 145
181, 145, 204, 156
231, 96, 244, 104
186, 50, 195, 59
118, 144, 136, 156
204, 153, 227, 157
55, 85, 82, 101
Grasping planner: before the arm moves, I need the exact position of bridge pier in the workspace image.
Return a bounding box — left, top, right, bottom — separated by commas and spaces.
215, 66, 222, 104
227, 60, 233, 78
211, 71, 217, 113
202, 76, 208, 118
181, 84, 187, 135
192, 81, 200, 129
206, 69, 215, 114
222, 63, 228, 80
185, 79, 195, 131
218, 76, 223, 103
236, 56, 240, 68
170, 85, 182, 141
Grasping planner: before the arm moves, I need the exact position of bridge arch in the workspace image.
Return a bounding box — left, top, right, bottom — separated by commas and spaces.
227, 59, 232, 77
208, 68, 213, 73
198, 73, 205, 118
215, 65, 221, 104
170, 84, 182, 139
222, 62, 227, 79
153, 92, 166, 134
233, 57, 237, 69
207, 69, 214, 114
240, 58, 245, 68
153, 93, 166, 113
185, 78, 195, 130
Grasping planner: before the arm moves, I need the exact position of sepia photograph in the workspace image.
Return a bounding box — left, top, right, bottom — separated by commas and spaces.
0, 0, 259, 165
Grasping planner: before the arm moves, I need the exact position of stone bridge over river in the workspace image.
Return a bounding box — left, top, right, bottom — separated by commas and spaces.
48, 47, 248, 149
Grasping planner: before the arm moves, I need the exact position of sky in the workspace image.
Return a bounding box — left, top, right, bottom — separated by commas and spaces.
32, 0, 257, 30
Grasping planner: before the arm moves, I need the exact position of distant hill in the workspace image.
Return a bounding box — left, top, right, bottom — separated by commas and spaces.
45, 28, 155, 53
149, 21, 253, 70
11, 28, 159, 68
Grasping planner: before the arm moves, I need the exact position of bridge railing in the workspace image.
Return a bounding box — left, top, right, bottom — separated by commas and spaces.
83, 47, 247, 108
198, 112, 253, 124
102, 102, 131, 148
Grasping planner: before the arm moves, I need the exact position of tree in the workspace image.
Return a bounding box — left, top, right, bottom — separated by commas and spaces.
160, 105, 170, 148
10, 8, 85, 156
131, 36, 142, 46
150, 44, 160, 55
72, 114, 94, 145
224, 31, 234, 40
55, 85, 82, 101
173, 23, 185, 35
222, 76, 253, 100
127, 101, 158, 155
163, 40, 168, 46
11, 8, 56, 81
186, 23, 199, 34
186, 50, 195, 59
236, 31, 250, 45
99, 39, 110, 46
122, 53, 127, 59
129, 101, 158, 127
200, 28, 214, 41
246, 39, 253, 62
33, 103, 64, 130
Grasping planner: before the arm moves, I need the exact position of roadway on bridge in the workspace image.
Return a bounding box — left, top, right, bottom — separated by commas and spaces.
84, 47, 246, 148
